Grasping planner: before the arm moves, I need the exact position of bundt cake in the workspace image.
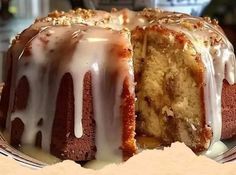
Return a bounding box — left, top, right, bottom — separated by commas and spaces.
0, 8, 235, 162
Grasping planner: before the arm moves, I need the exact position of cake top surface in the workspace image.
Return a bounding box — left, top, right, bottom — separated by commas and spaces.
1, 142, 236, 175
12, 8, 233, 59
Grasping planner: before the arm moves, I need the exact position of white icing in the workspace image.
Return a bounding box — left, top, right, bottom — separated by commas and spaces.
7, 9, 236, 161
11, 25, 133, 161
205, 141, 228, 158
69, 27, 133, 161
11, 28, 63, 151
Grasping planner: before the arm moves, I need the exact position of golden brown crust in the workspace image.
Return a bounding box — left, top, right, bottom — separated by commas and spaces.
51, 72, 96, 161
121, 77, 136, 159
221, 80, 236, 139
10, 118, 24, 147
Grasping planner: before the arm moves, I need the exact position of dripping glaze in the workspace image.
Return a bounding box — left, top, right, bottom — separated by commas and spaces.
7, 9, 236, 161
11, 24, 134, 162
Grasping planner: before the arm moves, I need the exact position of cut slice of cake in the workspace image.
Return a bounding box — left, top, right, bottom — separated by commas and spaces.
132, 9, 236, 152
132, 25, 211, 152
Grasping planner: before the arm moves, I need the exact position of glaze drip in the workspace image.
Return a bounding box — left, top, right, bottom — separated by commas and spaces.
7, 8, 236, 160
11, 24, 133, 161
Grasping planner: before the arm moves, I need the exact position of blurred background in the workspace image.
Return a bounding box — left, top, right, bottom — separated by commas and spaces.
0, 0, 236, 79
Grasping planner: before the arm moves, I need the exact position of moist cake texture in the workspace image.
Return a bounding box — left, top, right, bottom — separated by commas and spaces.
131, 11, 236, 151
132, 25, 210, 151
